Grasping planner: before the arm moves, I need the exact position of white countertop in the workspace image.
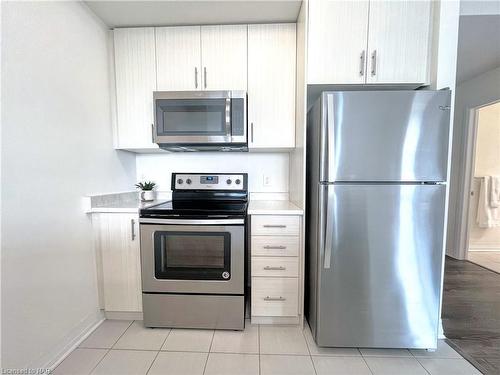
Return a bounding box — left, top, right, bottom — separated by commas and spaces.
86, 192, 303, 215
88, 199, 168, 213
247, 200, 303, 215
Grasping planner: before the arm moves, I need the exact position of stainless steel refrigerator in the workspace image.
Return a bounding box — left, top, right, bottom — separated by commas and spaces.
306, 90, 451, 349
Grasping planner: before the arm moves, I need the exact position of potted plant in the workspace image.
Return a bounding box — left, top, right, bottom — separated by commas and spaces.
135, 181, 157, 202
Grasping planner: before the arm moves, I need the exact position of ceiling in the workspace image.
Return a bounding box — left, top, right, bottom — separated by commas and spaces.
456, 15, 500, 83
84, 0, 303, 28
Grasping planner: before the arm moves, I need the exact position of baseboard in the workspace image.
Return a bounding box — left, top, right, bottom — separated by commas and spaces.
37, 310, 105, 371
105, 311, 143, 320
469, 247, 500, 252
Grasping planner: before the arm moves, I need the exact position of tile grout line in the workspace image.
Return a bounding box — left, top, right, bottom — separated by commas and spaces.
110, 320, 135, 350
258, 324, 261, 375
158, 326, 173, 352
145, 326, 173, 374
359, 354, 375, 375
145, 350, 161, 375
201, 329, 215, 375
413, 356, 433, 375
87, 348, 112, 375
301, 322, 318, 375
86, 320, 134, 374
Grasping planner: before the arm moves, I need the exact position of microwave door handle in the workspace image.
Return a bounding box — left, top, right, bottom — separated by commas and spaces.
225, 98, 231, 141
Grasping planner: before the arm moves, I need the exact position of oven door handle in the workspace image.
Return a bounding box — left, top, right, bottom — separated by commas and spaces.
139, 218, 245, 225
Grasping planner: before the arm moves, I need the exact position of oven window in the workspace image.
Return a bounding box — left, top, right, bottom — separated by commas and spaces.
156, 99, 228, 136
153, 231, 231, 280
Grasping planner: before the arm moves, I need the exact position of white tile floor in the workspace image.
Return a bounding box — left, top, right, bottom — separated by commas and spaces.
468, 251, 500, 273
54, 320, 482, 375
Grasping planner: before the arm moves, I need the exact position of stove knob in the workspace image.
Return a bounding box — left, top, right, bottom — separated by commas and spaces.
226, 179, 232, 185
235, 179, 241, 185
177, 178, 183, 185
186, 179, 192, 185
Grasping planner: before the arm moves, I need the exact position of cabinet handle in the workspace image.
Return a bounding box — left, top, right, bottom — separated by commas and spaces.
251, 122, 254, 143
263, 245, 286, 250
263, 266, 286, 271
203, 67, 207, 89
194, 67, 198, 89
371, 50, 377, 76
359, 50, 366, 76
264, 296, 286, 301
151, 124, 155, 143
131, 219, 136, 241
263, 224, 286, 228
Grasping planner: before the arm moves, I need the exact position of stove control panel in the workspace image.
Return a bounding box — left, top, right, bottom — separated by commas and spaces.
173, 173, 246, 191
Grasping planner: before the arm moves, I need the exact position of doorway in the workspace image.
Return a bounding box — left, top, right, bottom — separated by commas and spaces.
465, 100, 500, 272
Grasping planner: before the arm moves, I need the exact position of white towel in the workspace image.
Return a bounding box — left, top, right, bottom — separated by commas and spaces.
490, 176, 500, 208
477, 176, 500, 228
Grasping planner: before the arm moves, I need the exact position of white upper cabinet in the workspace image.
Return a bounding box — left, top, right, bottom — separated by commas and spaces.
156, 26, 202, 91
113, 28, 158, 150
307, 0, 432, 85
308, 0, 369, 84
200, 25, 248, 91
248, 24, 296, 149
366, 1, 432, 84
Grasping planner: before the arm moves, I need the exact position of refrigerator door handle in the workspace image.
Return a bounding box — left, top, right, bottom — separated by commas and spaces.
323, 186, 334, 269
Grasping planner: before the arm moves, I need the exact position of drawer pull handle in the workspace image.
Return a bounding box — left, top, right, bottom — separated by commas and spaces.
263, 245, 287, 250
263, 225, 287, 228
263, 266, 286, 271
264, 296, 286, 301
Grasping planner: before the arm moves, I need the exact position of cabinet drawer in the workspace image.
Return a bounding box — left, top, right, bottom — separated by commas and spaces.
251, 215, 300, 236
251, 277, 298, 317
251, 236, 299, 257
252, 257, 298, 277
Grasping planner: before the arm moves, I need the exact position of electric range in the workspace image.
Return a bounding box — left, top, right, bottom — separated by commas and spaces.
139, 173, 248, 330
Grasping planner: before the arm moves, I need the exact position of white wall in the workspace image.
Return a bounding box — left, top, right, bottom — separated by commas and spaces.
474, 102, 500, 177
447, 66, 500, 257
1, 1, 136, 368
136, 153, 289, 193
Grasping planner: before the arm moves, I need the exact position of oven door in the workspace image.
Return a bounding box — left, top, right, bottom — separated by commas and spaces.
153, 91, 246, 146
140, 219, 244, 295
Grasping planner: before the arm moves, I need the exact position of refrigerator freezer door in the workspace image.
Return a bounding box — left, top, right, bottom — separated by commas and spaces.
315, 183, 446, 348
319, 90, 451, 183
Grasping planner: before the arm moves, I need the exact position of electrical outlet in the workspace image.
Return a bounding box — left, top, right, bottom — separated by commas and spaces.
263, 174, 272, 187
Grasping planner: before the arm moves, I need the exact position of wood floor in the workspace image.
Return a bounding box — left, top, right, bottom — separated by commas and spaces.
442, 256, 500, 374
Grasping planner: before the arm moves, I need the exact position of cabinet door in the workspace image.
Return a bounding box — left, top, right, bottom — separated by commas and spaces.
156, 26, 202, 91
308, 0, 369, 84
201, 25, 247, 90
366, 0, 432, 84
114, 28, 157, 149
97, 213, 142, 312
248, 24, 296, 149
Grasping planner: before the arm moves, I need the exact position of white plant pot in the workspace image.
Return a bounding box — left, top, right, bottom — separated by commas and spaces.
139, 190, 156, 202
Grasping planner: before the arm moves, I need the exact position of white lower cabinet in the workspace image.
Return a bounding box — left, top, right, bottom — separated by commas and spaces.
250, 214, 303, 324
252, 277, 299, 317
92, 213, 142, 313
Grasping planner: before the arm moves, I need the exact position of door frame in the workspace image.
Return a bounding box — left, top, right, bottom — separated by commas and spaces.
456, 99, 500, 260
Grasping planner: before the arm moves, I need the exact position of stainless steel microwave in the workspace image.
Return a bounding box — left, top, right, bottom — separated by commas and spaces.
153, 91, 247, 151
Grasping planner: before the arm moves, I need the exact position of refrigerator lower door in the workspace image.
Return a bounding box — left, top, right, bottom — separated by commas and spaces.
315, 183, 446, 349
